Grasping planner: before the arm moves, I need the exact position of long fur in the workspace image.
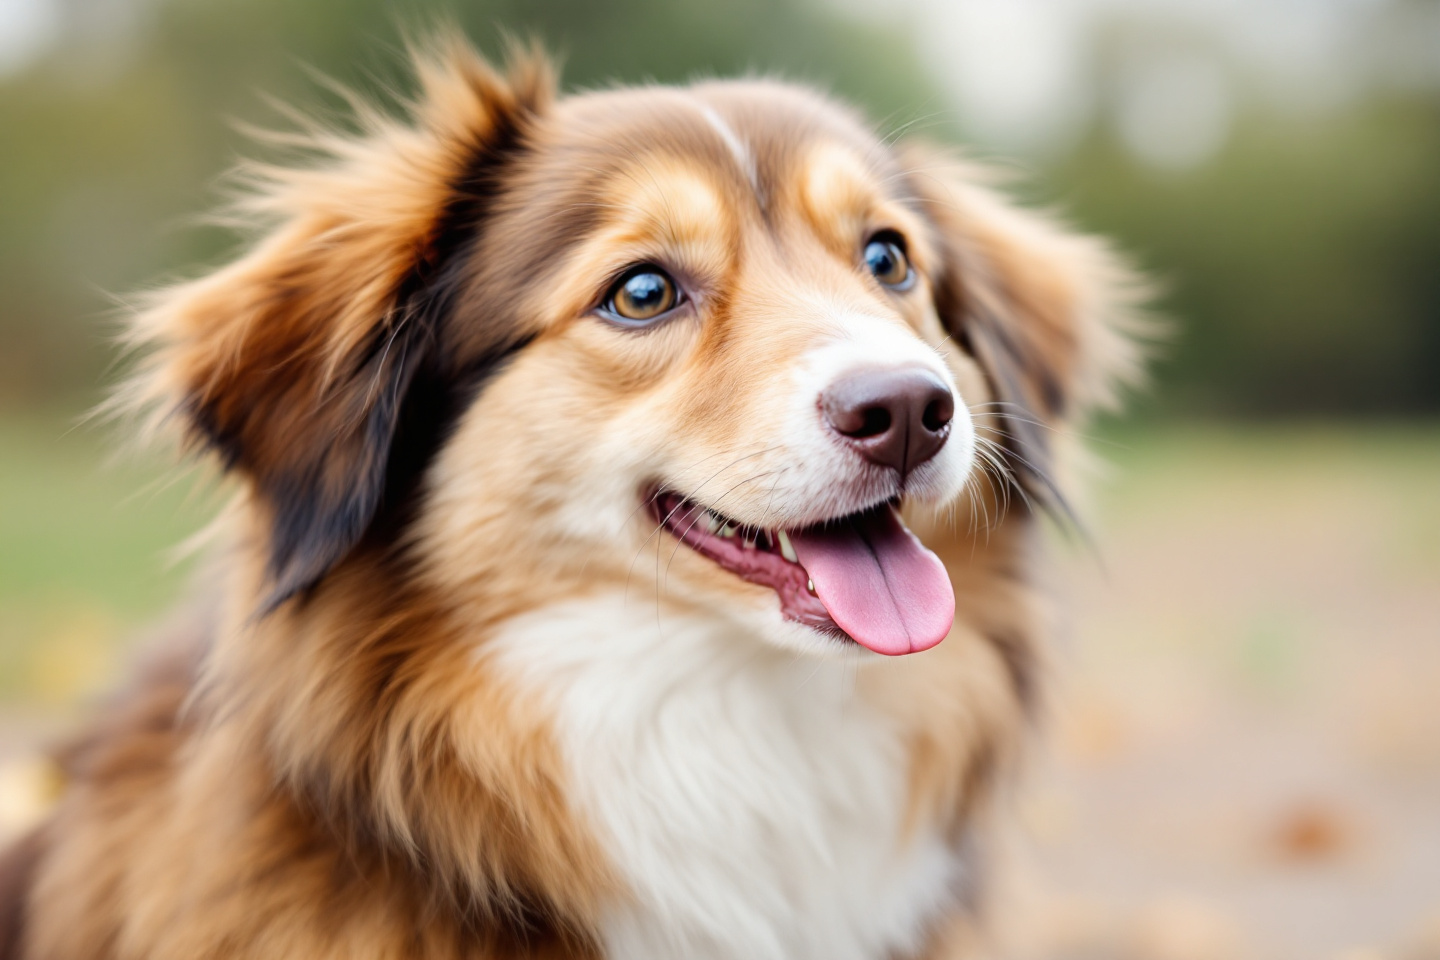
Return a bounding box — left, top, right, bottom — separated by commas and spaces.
2, 37, 1142, 960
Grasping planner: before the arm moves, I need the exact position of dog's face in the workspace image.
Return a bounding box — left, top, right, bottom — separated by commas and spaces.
136, 46, 1134, 661
419, 83, 984, 657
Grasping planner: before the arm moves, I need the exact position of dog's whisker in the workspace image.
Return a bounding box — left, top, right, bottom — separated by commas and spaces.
624, 446, 782, 604
974, 434, 1026, 524
660, 470, 783, 590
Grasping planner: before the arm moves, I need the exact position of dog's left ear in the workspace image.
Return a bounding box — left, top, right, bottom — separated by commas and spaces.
125, 40, 552, 606
899, 144, 1145, 514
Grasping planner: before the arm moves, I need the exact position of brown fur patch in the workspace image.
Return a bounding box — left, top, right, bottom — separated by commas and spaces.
0, 829, 44, 960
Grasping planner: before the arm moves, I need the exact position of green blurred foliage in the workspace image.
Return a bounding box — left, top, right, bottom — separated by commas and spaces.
1050, 94, 1440, 417
0, 0, 1437, 416
0, 412, 218, 701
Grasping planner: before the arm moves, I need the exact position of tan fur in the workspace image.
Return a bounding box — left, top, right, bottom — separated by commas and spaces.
3, 38, 1141, 960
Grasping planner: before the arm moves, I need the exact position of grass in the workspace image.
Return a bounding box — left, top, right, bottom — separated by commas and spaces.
0, 409, 220, 703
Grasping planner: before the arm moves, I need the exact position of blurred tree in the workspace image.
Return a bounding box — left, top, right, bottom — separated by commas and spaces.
1049, 92, 1440, 417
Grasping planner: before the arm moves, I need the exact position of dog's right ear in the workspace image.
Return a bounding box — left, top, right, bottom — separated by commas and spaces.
122, 38, 552, 607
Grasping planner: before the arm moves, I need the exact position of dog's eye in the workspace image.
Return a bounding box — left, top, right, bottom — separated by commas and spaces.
605, 267, 680, 324
863, 233, 913, 289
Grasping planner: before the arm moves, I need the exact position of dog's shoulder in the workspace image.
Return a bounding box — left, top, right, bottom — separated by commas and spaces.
0, 826, 45, 960
56, 610, 210, 788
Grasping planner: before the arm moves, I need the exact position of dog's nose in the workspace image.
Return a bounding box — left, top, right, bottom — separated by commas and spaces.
821, 366, 955, 477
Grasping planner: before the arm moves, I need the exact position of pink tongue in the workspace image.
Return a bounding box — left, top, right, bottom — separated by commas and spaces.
789, 506, 955, 656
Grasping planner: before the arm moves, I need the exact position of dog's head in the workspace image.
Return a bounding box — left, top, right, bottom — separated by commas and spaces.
131, 40, 1138, 659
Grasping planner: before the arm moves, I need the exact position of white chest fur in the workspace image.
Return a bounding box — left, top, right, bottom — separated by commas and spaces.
488, 596, 964, 960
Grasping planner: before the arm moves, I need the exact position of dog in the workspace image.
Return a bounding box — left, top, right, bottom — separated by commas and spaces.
0, 36, 1140, 960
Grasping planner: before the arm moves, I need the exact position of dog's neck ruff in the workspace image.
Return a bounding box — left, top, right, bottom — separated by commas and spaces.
488, 594, 965, 960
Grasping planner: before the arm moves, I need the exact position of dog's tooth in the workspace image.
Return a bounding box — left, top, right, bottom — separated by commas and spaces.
700, 511, 721, 534
777, 530, 798, 564
718, 523, 737, 539
807, 578, 816, 595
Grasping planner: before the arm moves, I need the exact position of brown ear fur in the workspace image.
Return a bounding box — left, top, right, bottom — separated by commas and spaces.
901, 144, 1145, 518
123, 38, 552, 605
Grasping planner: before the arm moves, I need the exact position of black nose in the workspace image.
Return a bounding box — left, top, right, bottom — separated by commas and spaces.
820, 366, 955, 477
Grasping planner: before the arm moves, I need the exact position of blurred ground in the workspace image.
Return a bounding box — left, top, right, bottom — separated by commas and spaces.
1012, 426, 1440, 960
1, 417, 1438, 958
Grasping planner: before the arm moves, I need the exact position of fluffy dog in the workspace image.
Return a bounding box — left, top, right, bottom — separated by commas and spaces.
0, 38, 1139, 960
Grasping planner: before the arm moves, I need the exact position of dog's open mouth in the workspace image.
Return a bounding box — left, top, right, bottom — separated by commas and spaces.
651, 490, 955, 655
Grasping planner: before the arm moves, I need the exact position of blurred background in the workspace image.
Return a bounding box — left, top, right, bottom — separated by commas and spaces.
0, 0, 1436, 957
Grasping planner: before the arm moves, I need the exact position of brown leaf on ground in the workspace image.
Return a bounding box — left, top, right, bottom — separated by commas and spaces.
1270, 799, 1354, 862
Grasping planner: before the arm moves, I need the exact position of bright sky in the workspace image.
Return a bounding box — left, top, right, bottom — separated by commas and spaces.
0, 0, 58, 76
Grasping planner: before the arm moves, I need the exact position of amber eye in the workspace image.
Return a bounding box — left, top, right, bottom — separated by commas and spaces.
605, 267, 680, 324
863, 233, 913, 289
